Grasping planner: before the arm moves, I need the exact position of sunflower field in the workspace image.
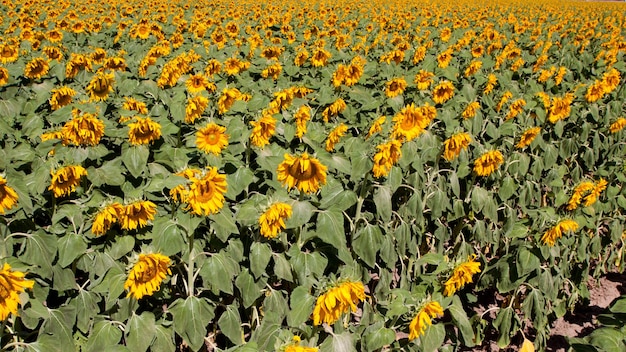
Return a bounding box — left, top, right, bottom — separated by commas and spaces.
0, 0, 625, 350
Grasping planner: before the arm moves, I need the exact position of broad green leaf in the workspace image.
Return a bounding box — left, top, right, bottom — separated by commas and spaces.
21, 231, 57, 277
151, 325, 176, 352
364, 325, 395, 352
250, 242, 272, 279
290, 249, 328, 285
122, 145, 149, 178
588, 328, 626, 352
72, 289, 100, 333
419, 323, 446, 352
516, 247, 540, 277
226, 167, 255, 199
494, 307, 514, 349
39, 306, 76, 352
85, 321, 123, 352
218, 304, 243, 345
199, 252, 239, 295
315, 210, 347, 251
449, 296, 476, 347
273, 253, 294, 282
170, 297, 215, 351
210, 207, 239, 242
286, 200, 315, 229
151, 217, 186, 256
353, 224, 383, 267
373, 186, 392, 222
126, 312, 156, 352
287, 285, 316, 327
57, 233, 88, 268
235, 268, 266, 308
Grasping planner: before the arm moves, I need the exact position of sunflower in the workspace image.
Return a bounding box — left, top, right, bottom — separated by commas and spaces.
310, 48, 331, 67
128, 117, 162, 145
483, 74, 498, 95
49, 86, 76, 110
496, 91, 513, 112
24, 58, 49, 80
311, 280, 365, 326
277, 153, 327, 194
86, 71, 115, 102
436, 49, 453, 68
261, 62, 282, 80
65, 53, 92, 79
205, 59, 222, 76
0, 263, 34, 320
259, 202, 292, 239
184, 167, 227, 216
185, 74, 210, 94
432, 81, 455, 104
412, 46, 427, 64
185, 95, 209, 123
92, 202, 124, 236
513, 127, 540, 150
47, 29, 63, 43
442, 132, 471, 161
385, 78, 408, 98
408, 301, 444, 340
414, 70, 434, 90
462, 101, 480, 119
122, 97, 148, 115
294, 50, 309, 66
566, 181, 595, 211
585, 80, 605, 103
464, 60, 482, 77
505, 99, 526, 120
90, 48, 107, 64
583, 179, 608, 208
366, 116, 386, 139
601, 68, 621, 94
0, 67, 9, 86
284, 336, 318, 352
104, 57, 127, 71
196, 123, 229, 154
541, 219, 578, 246
217, 88, 245, 115
250, 115, 276, 148
0, 176, 19, 214
322, 99, 347, 122
610, 117, 626, 133
325, 124, 348, 152
294, 105, 311, 138
124, 253, 171, 299
223, 57, 249, 76
391, 103, 436, 141
443, 255, 482, 296
547, 94, 574, 124
0, 44, 19, 64
473, 150, 504, 177
372, 139, 403, 178
61, 110, 105, 146
261, 46, 284, 60
48, 165, 88, 198
120, 200, 157, 230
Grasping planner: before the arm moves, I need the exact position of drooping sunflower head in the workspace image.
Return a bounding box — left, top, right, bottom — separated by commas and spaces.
385, 77, 408, 98
259, 202, 293, 239
473, 150, 504, 177
24, 58, 50, 80
277, 153, 327, 194
0, 43, 19, 64
124, 253, 171, 300
391, 103, 436, 142
311, 280, 365, 326
128, 116, 162, 145
185, 74, 209, 94
120, 200, 157, 230
184, 167, 227, 216
249, 115, 276, 148
372, 139, 403, 178
196, 123, 229, 155
0, 67, 8, 86
0, 176, 19, 214
432, 81, 455, 104
443, 255, 481, 296
442, 132, 471, 161
0, 263, 34, 320
92, 202, 124, 236
61, 110, 105, 146
86, 71, 115, 102
122, 97, 148, 115
185, 95, 209, 123
49, 86, 76, 110
408, 301, 443, 340
48, 165, 88, 198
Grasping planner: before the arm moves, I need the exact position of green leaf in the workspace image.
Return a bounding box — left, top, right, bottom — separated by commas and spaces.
107, 236, 136, 260
374, 186, 392, 222
85, 321, 123, 352
226, 167, 255, 199
57, 233, 88, 268
290, 250, 327, 285
273, 253, 293, 282
122, 145, 149, 178
588, 328, 626, 352
218, 303, 243, 345
235, 268, 266, 308
210, 207, 239, 242
38, 306, 76, 352
126, 312, 156, 352
329, 332, 357, 352
419, 323, 446, 352
199, 252, 239, 295
353, 224, 383, 267
250, 242, 272, 279
287, 285, 315, 327
364, 324, 395, 351
449, 296, 476, 347
151, 217, 186, 256
494, 307, 514, 349
151, 325, 175, 352
170, 297, 215, 351
315, 210, 347, 251
286, 201, 315, 229
72, 289, 100, 333
609, 296, 626, 314
499, 176, 516, 200
516, 247, 540, 277
21, 231, 58, 277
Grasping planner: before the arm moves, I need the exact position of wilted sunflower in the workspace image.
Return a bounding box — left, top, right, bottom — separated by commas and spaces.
432, 81, 455, 104
483, 74, 498, 94
547, 94, 574, 124
473, 150, 504, 177
0, 67, 8, 86
0, 263, 34, 320
516, 127, 541, 149
283, 336, 318, 352
86, 71, 115, 102
65, 53, 92, 79
48, 165, 88, 198
582, 178, 608, 208
24, 58, 49, 80
128, 117, 162, 145
541, 219, 578, 246
184, 167, 227, 216
585, 80, 605, 103
310, 48, 331, 67
325, 124, 348, 152
277, 153, 327, 194
120, 200, 157, 230
294, 105, 311, 138
223, 57, 249, 76
372, 139, 403, 178
104, 57, 127, 71
385, 78, 408, 98
609, 117, 626, 133
217, 88, 243, 115
0, 44, 19, 64
391, 103, 436, 141
408, 301, 444, 340
92, 202, 124, 236
124, 253, 171, 300
122, 97, 148, 115
259, 202, 292, 239
443, 255, 481, 296
311, 280, 365, 326
0, 176, 19, 214
185, 95, 209, 123
294, 50, 309, 66
464, 60, 482, 77
442, 132, 471, 161
250, 115, 276, 148
196, 123, 228, 154
61, 110, 105, 146
261, 62, 283, 80
49, 86, 76, 110
185, 74, 210, 94
462, 101, 480, 119
366, 116, 386, 139
505, 99, 526, 120
321, 99, 347, 122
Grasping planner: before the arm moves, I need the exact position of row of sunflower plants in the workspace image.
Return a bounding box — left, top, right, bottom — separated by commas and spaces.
0, 0, 625, 351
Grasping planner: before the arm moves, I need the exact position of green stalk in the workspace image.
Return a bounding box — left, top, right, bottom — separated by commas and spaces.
187, 231, 195, 297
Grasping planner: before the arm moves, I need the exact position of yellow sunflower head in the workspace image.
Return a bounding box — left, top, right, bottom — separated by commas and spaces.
0, 263, 34, 320
277, 153, 327, 194
49, 86, 76, 110
184, 167, 227, 216
124, 253, 171, 299
48, 165, 88, 198
128, 116, 162, 145
86, 71, 115, 102
24, 58, 50, 80
0, 176, 19, 214
61, 110, 105, 146
196, 123, 229, 155
259, 202, 293, 239
120, 200, 157, 230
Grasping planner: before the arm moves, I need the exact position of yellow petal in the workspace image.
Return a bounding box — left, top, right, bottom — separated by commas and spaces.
520, 339, 535, 352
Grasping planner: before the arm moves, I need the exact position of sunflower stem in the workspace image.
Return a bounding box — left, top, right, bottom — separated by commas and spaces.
187, 231, 195, 297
